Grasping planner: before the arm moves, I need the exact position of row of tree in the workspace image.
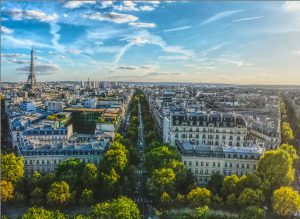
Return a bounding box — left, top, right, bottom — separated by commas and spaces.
19, 196, 140, 219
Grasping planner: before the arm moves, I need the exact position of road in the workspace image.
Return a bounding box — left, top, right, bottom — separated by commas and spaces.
135, 102, 150, 218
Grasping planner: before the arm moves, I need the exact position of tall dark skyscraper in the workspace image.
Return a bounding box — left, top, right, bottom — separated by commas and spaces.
25, 48, 38, 90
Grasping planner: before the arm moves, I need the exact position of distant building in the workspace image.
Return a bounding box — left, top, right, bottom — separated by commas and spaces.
47, 101, 65, 112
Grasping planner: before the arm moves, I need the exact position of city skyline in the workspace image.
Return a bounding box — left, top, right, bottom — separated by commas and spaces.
1, 1, 300, 85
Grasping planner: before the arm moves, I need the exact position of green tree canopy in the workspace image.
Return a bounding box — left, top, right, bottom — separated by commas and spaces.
272, 186, 300, 218
207, 173, 224, 195
55, 158, 85, 189
91, 196, 141, 219
79, 188, 94, 206
282, 122, 294, 144
257, 149, 294, 193
22, 207, 66, 219
81, 163, 98, 188
240, 206, 266, 219
47, 181, 71, 206
221, 175, 240, 197
279, 144, 299, 162
1, 153, 24, 183
145, 146, 181, 172
237, 188, 265, 208
187, 187, 212, 207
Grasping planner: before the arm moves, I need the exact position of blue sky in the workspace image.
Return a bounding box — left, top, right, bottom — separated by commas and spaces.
1, 1, 300, 84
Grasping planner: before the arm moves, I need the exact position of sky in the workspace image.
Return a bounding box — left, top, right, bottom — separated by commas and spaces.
1, 1, 300, 85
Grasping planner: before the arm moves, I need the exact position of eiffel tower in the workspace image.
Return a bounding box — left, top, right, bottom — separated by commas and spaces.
25, 48, 38, 90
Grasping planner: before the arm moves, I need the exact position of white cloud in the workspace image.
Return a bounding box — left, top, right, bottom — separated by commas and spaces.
159, 55, 189, 60
164, 25, 192, 32
65, 49, 81, 54
2, 35, 52, 49
95, 41, 104, 45
140, 5, 155, 11
114, 30, 194, 63
199, 10, 242, 26
283, 1, 300, 12
64, 1, 96, 9
129, 22, 156, 28
1, 53, 25, 58
6, 59, 30, 64
6, 9, 58, 22
83, 12, 138, 23
147, 1, 160, 4
203, 42, 231, 54
101, 1, 114, 8
49, 22, 64, 52
233, 16, 264, 22
113, 1, 139, 11
17, 63, 60, 72
1, 26, 13, 34
292, 50, 300, 55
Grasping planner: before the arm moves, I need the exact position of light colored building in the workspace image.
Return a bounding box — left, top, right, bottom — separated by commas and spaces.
47, 101, 65, 112
177, 141, 263, 184
18, 140, 107, 175
168, 111, 247, 147
166, 111, 263, 184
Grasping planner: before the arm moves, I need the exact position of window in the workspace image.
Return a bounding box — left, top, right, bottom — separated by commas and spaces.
242, 164, 244, 169
201, 161, 204, 166
218, 162, 220, 167
37, 160, 40, 165
225, 163, 227, 167
213, 162, 215, 167
189, 161, 192, 166
230, 163, 232, 168
195, 169, 198, 174
196, 161, 199, 166
206, 162, 209, 167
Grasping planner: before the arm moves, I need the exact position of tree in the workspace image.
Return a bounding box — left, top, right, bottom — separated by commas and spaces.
238, 172, 262, 191
47, 181, 71, 205
207, 173, 224, 195
240, 206, 266, 219
257, 150, 294, 193
22, 207, 66, 219
112, 196, 141, 219
160, 192, 172, 210
193, 205, 209, 218
145, 146, 181, 172
148, 168, 176, 198
102, 141, 128, 172
55, 158, 85, 189
174, 193, 186, 209
91, 196, 141, 219
272, 186, 300, 218
221, 175, 240, 197
279, 144, 299, 162
237, 188, 265, 208
225, 194, 237, 210
187, 187, 212, 207
1, 180, 14, 202
31, 187, 44, 206
1, 153, 24, 183
81, 163, 98, 188
79, 188, 94, 205
101, 168, 120, 185
282, 122, 294, 144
